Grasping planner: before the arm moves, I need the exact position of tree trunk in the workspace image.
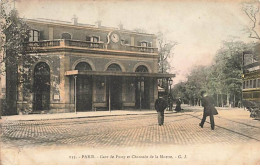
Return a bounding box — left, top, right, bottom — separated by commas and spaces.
227, 93, 230, 107
234, 94, 236, 108
216, 94, 219, 107
221, 94, 224, 107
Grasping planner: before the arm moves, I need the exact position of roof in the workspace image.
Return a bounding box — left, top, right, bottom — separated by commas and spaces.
24, 18, 156, 37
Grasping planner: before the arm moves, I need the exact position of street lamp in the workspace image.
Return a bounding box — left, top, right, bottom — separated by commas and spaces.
168, 78, 173, 111
74, 75, 77, 114
139, 77, 144, 111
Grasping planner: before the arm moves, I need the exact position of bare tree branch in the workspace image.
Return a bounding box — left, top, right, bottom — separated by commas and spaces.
242, 2, 260, 40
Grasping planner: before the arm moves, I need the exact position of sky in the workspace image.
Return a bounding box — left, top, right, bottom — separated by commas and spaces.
14, 0, 259, 84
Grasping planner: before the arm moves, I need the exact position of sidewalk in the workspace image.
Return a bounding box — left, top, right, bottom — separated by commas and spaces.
0, 109, 162, 121
1, 105, 244, 122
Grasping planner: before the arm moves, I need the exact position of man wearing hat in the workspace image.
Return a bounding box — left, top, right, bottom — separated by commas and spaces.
199, 91, 218, 130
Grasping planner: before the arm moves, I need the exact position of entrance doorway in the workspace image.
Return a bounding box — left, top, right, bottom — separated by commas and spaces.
106, 63, 123, 110
135, 78, 150, 109
106, 77, 122, 110
135, 65, 150, 109
75, 62, 93, 111
76, 76, 93, 111
33, 62, 50, 111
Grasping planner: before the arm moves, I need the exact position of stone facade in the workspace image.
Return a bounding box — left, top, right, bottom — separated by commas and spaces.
6, 18, 174, 115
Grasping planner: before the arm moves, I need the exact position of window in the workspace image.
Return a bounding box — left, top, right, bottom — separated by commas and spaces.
135, 65, 148, 73
61, 33, 71, 39
253, 79, 257, 88
250, 80, 252, 88
106, 64, 122, 72
29, 30, 39, 42
75, 62, 92, 71
86, 36, 91, 41
140, 41, 148, 47
246, 80, 249, 88
121, 39, 129, 45
91, 36, 99, 43
148, 42, 152, 47
243, 81, 245, 89
258, 79, 260, 88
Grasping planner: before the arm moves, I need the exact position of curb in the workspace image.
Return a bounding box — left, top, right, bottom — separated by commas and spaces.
0, 111, 184, 122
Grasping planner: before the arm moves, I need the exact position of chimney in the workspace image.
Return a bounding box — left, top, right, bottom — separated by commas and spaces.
118, 23, 123, 30
95, 20, 102, 28
72, 15, 78, 25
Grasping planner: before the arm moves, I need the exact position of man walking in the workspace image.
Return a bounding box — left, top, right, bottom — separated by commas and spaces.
199, 91, 218, 130
155, 97, 168, 126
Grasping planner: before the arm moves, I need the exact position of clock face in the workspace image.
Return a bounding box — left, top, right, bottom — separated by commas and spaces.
111, 33, 119, 43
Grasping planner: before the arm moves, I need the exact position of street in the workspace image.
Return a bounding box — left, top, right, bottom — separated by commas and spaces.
1, 105, 260, 164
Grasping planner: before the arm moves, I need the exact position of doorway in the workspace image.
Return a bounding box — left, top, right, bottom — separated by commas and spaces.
106, 77, 122, 110
75, 62, 93, 111
33, 62, 50, 111
135, 78, 150, 109
76, 75, 93, 111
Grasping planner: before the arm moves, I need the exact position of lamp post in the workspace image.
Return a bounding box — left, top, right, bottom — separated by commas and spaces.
74, 75, 77, 114
169, 78, 173, 111
139, 77, 144, 111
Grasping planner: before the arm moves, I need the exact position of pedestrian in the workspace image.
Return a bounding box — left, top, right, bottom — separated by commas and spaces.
155, 97, 168, 126
175, 97, 182, 112
199, 91, 218, 130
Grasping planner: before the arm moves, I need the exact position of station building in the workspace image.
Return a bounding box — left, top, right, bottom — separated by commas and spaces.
6, 18, 175, 115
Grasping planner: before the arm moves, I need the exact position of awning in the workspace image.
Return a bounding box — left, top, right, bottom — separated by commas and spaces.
65, 70, 175, 78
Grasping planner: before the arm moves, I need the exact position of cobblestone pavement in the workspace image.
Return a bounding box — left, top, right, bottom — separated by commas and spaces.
1, 107, 259, 149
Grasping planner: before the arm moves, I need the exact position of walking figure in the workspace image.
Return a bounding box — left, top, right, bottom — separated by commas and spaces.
155, 97, 168, 126
175, 97, 182, 112
199, 91, 218, 130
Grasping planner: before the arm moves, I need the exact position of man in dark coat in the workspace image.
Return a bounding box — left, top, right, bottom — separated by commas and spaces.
155, 97, 168, 126
199, 91, 218, 130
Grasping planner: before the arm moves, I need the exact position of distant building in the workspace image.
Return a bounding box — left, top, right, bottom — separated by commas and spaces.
5, 18, 175, 115
242, 43, 260, 119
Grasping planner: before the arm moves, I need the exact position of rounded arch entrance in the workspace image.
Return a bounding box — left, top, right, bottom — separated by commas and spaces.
106, 63, 122, 110
135, 65, 150, 109
75, 62, 93, 111
33, 62, 50, 111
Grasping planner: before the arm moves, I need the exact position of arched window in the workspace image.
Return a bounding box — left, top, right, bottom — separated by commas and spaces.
61, 33, 72, 39
75, 62, 92, 71
106, 63, 122, 72
135, 65, 148, 73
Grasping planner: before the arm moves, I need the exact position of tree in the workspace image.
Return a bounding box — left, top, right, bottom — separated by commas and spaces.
157, 32, 178, 93
172, 40, 255, 107
157, 32, 178, 73
242, 1, 260, 40
0, 0, 38, 114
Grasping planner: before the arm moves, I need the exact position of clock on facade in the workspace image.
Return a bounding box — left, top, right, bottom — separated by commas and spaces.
111, 33, 119, 43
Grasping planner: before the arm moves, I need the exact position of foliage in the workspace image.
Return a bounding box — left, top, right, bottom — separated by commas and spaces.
1, 1, 39, 113
172, 41, 256, 107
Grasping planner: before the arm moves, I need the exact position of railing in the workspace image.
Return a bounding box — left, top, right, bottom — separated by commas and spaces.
24, 39, 158, 53
65, 40, 105, 49
24, 40, 60, 50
